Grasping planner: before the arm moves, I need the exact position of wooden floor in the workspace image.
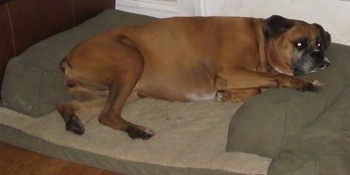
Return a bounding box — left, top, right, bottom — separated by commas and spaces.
0, 141, 123, 175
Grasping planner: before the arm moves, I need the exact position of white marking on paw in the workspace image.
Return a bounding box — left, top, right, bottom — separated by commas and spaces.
215, 92, 224, 102
312, 80, 324, 87
145, 128, 155, 135
186, 92, 216, 101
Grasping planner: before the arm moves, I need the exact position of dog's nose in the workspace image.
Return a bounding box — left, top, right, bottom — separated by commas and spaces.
310, 51, 324, 60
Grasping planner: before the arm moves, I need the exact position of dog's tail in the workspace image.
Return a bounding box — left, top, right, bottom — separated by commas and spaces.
59, 56, 69, 72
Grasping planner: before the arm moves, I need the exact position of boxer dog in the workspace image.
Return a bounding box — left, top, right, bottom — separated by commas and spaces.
56, 15, 331, 140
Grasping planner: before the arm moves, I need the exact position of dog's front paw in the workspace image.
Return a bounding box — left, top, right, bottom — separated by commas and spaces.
126, 126, 155, 140
299, 79, 324, 92
215, 90, 230, 102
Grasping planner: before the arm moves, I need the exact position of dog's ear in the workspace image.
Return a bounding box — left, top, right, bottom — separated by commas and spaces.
263, 15, 294, 41
313, 23, 331, 50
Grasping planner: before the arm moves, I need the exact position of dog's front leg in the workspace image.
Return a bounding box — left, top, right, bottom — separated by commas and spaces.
215, 89, 262, 102
215, 69, 324, 92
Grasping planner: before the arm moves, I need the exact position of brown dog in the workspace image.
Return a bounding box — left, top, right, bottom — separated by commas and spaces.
56, 15, 331, 140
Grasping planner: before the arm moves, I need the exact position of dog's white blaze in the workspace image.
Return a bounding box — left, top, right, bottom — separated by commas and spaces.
274, 67, 284, 74
274, 67, 293, 76
186, 92, 216, 101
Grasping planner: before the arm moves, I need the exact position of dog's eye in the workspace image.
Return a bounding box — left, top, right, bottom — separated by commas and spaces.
294, 40, 307, 50
316, 42, 322, 49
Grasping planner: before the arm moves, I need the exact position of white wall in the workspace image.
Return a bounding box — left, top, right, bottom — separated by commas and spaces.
115, 0, 207, 18
115, 0, 350, 45
115, 0, 179, 18
201, 0, 350, 45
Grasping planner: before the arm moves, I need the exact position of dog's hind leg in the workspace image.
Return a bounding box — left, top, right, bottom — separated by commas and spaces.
98, 64, 155, 140
57, 60, 110, 135
95, 40, 154, 140
59, 35, 153, 139
56, 88, 142, 136
56, 98, 106, 135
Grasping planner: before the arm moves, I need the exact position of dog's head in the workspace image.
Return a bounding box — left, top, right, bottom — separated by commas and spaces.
263, 15, 331, 76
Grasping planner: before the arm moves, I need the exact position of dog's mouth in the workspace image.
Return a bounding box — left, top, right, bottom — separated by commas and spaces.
310, 57, 330, 73
293, 57, 330, 76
